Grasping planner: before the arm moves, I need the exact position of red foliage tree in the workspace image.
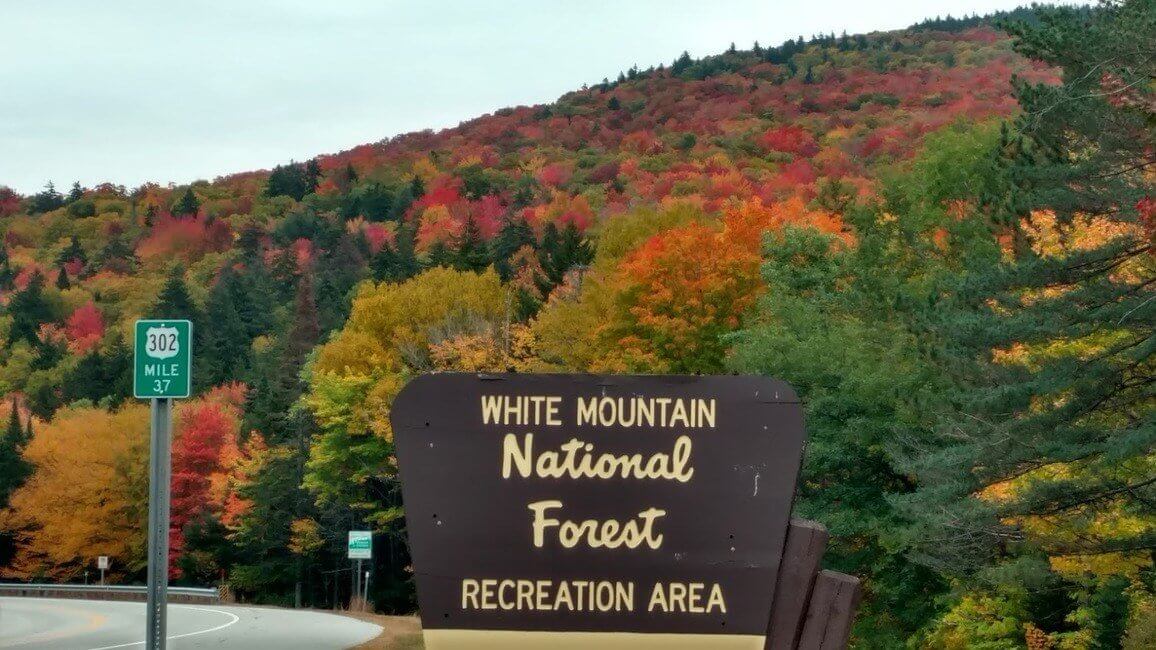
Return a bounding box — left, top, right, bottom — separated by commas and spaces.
168, 385, 245, 577
758, 125, 820, 157
64, 302, 104, 354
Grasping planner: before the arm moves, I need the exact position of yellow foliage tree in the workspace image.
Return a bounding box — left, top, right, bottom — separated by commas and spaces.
304, 267, 509, 517
1, 404, 149, 580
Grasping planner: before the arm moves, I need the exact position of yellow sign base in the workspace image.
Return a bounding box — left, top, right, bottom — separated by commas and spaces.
422, 630, 766, 649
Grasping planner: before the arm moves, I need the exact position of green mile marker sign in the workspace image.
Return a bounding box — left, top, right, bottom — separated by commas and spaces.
348, 531, 373, 560
134, 320, 193, 399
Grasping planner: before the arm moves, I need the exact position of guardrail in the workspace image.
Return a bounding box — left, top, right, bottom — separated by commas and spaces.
0, 583, 220, 604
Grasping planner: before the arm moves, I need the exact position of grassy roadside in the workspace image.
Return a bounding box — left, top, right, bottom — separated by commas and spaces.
340, 611, 424, 649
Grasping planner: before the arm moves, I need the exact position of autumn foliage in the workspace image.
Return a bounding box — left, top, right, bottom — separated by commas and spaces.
4, 9, 1141, 644
169, 384, 246, 577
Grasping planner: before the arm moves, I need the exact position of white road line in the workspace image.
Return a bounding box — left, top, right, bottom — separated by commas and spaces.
86, 606, 241, 650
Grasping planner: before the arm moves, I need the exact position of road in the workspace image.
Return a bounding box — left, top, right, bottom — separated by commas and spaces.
0, 598, 382, 649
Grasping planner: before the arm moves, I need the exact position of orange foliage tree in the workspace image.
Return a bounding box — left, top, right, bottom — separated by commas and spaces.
601, 197, 844, 373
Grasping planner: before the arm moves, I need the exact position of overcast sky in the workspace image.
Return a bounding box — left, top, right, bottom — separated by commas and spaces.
0, 0, 1056, 194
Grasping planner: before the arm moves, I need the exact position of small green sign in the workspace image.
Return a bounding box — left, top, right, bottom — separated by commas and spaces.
134, 319, 193, 399
348, 531, 373, 559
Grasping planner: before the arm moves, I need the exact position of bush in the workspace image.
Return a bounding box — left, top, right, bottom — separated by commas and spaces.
67, 199, 96, 218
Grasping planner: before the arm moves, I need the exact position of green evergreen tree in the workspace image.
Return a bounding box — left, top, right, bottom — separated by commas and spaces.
314, 234, 365, 334
898, 0, 1156, 578
28, 181, 64, 214
96, 235, 138, 273
64, 349, 105, 403
5, 400, 22, 448
536, 222, 561, 283
242, 272, 322, 443
284, 273, 321, 369
7, 271, 53, 347
0, 246, 15, 291
729, 223, 955, 644
1089, 575, 1130, 649
236, 275, 338, 605
454, 215, 490, 272
68, 199, 96, 218
266, 162, 317, 201
0, 400, 31, 510
177, 511, 234, 586
231, 258, 276, 340
388, 184, 415, 222
30, 336, 64, 372
268, 248, 300, 303
152, 266, 196, 317
172, 188, 201, 218
350, 183, 394, 222
371, 225, 419, 283
370, 243, 400, 282
102, 331, 134, 404
55, 266, 70, 290
228, 429, 318, 605
425, 240, 454, 270
729, 119, 1014, 643
491, 216, 536, 281
151, 265, 202, 350
57, 235, 86, 266
240, 346, 280, 441
200, 266, 250, 388
305, 159, 322, 190
538, 221, 592, 288
236, 223, 264, 260
555, 222, 593, 276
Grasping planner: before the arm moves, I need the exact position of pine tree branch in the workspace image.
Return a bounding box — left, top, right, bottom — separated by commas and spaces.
1016, 475, 1156, 517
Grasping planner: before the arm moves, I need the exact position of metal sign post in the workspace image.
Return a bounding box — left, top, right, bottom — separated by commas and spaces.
347, 531, 372, 611
135, 319, 192, 650
97, 556, 109, 586
354, 559, 362, 610
145, 397, 172, 649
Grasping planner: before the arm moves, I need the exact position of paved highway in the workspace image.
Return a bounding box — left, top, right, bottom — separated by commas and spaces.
0, 597, 382, 649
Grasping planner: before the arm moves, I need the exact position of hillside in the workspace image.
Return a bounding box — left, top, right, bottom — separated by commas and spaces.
0, 20, 1052, 406
1, 18, 1051, 272
3, 4, 1153, 647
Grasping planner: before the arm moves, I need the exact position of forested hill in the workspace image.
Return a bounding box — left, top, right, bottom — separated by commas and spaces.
4, 3, 1154, 647
0, 17, 1053, 414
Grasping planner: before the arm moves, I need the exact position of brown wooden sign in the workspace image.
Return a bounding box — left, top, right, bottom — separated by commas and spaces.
392, 373, 806, 649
